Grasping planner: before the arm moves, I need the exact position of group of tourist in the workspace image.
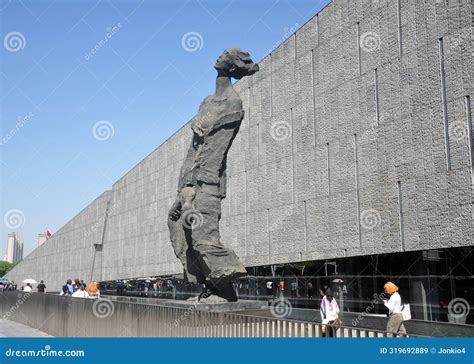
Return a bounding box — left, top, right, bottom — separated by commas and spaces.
18, 280, 47, 293
0, 280, 17, 291
3, 275, 407, 337
13, 278, 100, 299
1, 277, 100, 299
59, 279, 100, 299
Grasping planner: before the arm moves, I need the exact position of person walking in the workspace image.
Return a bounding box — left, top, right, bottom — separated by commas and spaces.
307, 282, 314, 298
320, 286, 340, 337
37, 280, 46, 293
291, 280, 298, 298
383, 282, 407, 337
278, 280, 285, 298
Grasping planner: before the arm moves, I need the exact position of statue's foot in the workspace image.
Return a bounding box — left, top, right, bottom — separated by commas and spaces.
204, 281, 238, 302
197, 294, 230, 304
187, 284, 238, 303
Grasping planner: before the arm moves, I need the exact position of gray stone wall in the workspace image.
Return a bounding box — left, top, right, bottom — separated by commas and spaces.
5, 191, 111, 291
6, 0, 473, 292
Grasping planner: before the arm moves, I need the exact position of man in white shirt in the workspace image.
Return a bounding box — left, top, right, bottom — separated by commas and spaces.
71, 285, 89, 298
319, 286, 340, 337
23, 283, 32, 292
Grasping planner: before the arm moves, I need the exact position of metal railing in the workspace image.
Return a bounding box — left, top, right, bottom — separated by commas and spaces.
0, 292, 403, 338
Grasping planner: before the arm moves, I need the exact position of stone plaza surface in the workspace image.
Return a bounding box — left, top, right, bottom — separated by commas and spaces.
5, 0, 473, 292
0, 319, 52, 337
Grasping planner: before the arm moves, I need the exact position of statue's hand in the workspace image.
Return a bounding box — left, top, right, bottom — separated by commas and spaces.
169, 200, 182, 221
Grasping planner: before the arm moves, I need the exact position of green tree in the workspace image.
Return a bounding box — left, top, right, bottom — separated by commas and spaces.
0, 261, 14, 277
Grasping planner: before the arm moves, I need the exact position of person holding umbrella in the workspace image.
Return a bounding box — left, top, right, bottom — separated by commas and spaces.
22, 279, 37, 292
23, 283, 32, 292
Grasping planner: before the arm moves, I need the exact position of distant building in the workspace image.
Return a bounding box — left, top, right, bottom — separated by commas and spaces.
6, 233, 23, 264
37, 233, 47, 247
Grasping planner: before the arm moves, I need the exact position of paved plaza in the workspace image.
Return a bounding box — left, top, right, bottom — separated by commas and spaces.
0, 319, 52, 338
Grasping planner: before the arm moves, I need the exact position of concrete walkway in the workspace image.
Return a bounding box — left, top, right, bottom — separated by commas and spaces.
0, 319, 53, 337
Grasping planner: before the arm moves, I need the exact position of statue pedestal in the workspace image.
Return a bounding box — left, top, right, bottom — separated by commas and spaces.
155, 298, 268, 312
105, 295, 267, 312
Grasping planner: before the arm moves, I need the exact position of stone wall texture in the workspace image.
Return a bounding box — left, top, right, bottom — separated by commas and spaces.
6, 0, 473, 292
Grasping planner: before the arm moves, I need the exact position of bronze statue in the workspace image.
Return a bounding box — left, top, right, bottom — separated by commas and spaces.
168, 48, 259, 302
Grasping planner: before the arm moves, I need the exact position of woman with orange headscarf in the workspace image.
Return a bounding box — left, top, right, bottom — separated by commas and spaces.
383, 282, 407, 336
86, 281, 100, 299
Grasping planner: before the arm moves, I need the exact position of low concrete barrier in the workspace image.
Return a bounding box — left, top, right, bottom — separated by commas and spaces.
0, 292, 406, 338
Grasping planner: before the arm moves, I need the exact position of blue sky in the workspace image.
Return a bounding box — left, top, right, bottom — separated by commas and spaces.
0, 0, 329, 258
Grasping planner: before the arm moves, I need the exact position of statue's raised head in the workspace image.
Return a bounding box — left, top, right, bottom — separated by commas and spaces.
214, 48, 259, 79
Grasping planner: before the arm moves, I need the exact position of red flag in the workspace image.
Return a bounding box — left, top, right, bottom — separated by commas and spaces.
46, 229, 52, 238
